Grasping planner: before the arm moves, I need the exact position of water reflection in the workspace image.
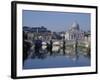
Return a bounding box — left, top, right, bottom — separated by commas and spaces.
23, 40, 90, 69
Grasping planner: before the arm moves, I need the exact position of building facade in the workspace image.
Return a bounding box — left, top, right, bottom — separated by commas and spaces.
23, 26, 52, 41
65, 22, 84, 40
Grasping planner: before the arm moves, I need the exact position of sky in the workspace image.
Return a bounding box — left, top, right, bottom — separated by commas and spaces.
22, 10, 90, 32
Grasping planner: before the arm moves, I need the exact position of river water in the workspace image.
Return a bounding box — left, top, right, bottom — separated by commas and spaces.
23, 47, 90, 69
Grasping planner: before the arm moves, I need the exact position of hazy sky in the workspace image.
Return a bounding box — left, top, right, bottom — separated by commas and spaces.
22, 10, 90, 32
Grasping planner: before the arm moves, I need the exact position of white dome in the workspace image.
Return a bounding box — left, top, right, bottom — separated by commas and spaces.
71, 22, 79, 30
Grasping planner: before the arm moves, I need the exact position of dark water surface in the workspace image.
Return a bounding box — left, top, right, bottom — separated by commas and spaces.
23, 51, 90, 69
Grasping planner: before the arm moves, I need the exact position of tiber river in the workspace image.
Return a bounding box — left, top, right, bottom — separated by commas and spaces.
23, 42, 90, 69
